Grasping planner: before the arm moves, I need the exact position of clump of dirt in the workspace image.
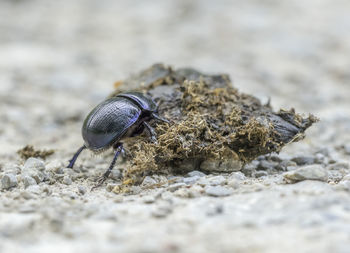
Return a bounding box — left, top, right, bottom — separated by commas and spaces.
17, 145, 55, 160
111, 64, 318, 184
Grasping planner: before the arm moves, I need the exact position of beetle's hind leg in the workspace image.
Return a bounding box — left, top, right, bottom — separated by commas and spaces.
67, 145, 86, 169
91, 143, 123, 190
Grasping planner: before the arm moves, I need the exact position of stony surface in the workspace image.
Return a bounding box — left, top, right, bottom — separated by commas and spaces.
1, 0, 350, 253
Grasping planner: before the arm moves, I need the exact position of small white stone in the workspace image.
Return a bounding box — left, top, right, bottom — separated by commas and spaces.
284, 165, 328, 183
205, 186, 233, 197
187, 170, 206, 177
46, 160, 64, 172
63, 176, 72, 185
143, 195, 156, 204
24, 158, 45, 171
141, 176, 157, 187
183, 175, 200, 185
167, 182, 186, 192
77, 186, 86, 195
1, 173, 18, 189
227, 179, 240, 189
22, 176, 37, 188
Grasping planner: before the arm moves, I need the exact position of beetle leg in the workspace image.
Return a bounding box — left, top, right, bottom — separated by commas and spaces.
151, 113, 170, 124
67, 145, 86, 169
91, 143, 123, 190
143, 121, 157, 143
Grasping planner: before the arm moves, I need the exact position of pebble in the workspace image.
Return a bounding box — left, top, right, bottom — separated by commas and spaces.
114, 195, 124, 203
142, 195, 156, 204
328, 170, 345, 182
131, 186, 142, 194
26, 185, 41, 194
275, 160, 297, 171
167, 182, 186, 192
284, 165, 328, 183
152, 204, 172, 218
258, 160, 276, 170
241, 161, 258, 176
335, 180, 350, 192
183, 175, 201, 185
1, 173, 18, 189
187, 170, 206, 177
161, 191, 174, 201
229, 172, 246, 180
109, 169, 122, 181
24, 158, 45, 171
227, 179, 240, 189
253, 171, 268, 178
167, 176, 184, 183
106, 183, 118, 192
198, 175, 226, 186
46, 160, 64, 172
174, 188, 191, 198
141, 176, 157, 187
62, 176, 72, 185
206, 204, 224, 216
189, 185, 204, 198
77, 186, 86, 195
200, 159, 242, 172
42, 186, 52, 195
327, 162, 350, 170
314, 153, 326, 164
205, 186, 233, 197
343, 144, 350, 155
20, 191, 35, 200
22, 158, 46, 184
22, 176, 37, 188
291, 156, 315, 166
268, 154, 283, 162
342, 174, 350, 181
3, 164, 21, 174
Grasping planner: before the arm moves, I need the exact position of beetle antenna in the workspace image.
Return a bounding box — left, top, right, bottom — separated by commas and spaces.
67, 145, 86, 169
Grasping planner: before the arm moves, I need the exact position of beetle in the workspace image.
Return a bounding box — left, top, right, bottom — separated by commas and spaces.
67, 91, 168, 188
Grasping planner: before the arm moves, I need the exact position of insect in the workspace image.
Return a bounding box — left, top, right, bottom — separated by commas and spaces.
67, 91, 169, 189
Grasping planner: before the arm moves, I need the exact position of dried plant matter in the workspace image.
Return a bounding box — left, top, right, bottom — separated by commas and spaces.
111, 64, 317, 183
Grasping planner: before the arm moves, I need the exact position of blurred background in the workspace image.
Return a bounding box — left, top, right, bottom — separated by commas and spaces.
0, 0, 349, 162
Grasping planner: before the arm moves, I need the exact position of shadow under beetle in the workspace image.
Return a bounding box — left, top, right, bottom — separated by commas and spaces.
67, 92, 169, 189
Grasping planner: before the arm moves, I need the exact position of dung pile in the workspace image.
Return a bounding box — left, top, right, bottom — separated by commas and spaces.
111, 64, 317, 183
17, 145, 55, 160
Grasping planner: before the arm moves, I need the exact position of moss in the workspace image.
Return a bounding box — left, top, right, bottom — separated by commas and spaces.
111, 64, 318, 184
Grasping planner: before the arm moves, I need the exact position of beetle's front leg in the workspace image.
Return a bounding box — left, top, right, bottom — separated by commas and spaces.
143, 121, 157, 144
67, 145, 86, 168
151, 112, 169, 123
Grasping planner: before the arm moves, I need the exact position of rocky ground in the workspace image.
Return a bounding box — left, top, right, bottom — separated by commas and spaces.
1, 0, 350, 252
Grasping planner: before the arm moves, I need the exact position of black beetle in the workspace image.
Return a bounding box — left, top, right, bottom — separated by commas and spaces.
67, 91, 168, 188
